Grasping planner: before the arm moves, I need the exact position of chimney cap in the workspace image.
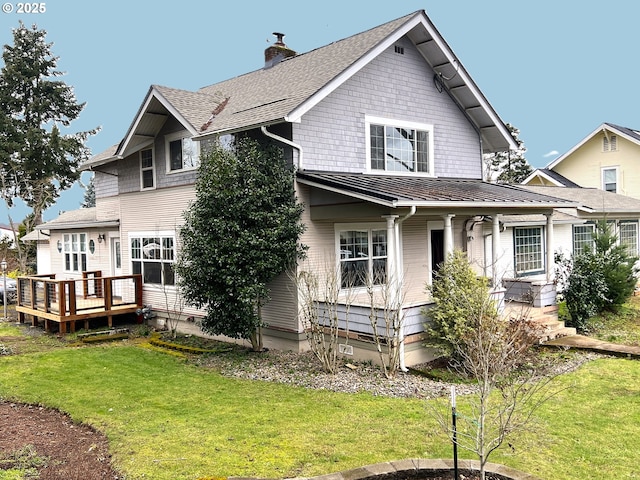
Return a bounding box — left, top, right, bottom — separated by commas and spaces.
272, 32, 286, 46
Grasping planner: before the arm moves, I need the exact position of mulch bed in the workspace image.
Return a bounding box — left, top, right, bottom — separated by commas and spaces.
0, 401, 121, 479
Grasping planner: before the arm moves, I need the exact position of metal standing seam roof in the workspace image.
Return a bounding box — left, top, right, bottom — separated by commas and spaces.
297, 171, 576, 208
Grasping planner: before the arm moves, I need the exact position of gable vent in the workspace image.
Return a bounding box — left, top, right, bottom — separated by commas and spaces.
394, 45, 404, 55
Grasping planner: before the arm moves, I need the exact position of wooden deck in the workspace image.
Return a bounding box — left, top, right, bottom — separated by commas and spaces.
16, 273, 143, 333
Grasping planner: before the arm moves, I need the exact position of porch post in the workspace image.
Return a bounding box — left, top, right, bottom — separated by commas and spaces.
382, 215, 399, 289
492, 214, 501, 288
545, 212, 554, 282
442, 214, 455, 257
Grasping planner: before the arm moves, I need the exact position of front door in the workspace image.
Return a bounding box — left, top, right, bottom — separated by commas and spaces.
111, 238, 122, 297
431, 229, 444, 278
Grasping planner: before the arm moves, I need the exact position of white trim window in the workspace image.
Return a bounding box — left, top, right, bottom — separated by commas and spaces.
140, 148, 155, 189
337, 226, 387, 288
366, 116, 434, 175
165, 133, 199, 172
514, 227, 544, 276
619, 221, 639, 257
602, 167, 618, 193
63, 233, 87, 272
130, 233, 176, 286
573, 223, 596, 256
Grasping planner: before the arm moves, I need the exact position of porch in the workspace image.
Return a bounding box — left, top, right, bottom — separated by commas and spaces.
15, 271, 143, 333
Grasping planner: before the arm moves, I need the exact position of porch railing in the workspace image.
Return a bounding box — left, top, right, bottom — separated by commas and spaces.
17, 274, 143, 318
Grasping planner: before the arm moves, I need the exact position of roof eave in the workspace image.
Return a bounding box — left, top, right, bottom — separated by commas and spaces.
37, 220, 120, 231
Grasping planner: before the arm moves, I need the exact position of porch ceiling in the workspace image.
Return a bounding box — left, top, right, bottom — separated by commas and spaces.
296, 171, 577, 210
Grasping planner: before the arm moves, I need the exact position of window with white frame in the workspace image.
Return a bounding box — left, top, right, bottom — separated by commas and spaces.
166, 133, 199, 172
130, 234, 175, 285
573, 224, 596, 256
63, 233, 87, 272
603, 135, 617, 152
338, 227, 387, 288
602, 167, 618, 193
514, 227, 544, 275
366, 116, 433, 174
140, 148, 155, 189
619, 221, 638, 256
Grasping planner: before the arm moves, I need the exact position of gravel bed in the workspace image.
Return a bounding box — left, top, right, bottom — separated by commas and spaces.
194, 348, 603, 399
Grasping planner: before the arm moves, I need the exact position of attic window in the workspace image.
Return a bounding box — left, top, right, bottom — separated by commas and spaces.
394, 45, 404, 55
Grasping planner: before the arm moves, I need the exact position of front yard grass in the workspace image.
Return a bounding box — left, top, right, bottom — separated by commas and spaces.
1, 306, 640, 479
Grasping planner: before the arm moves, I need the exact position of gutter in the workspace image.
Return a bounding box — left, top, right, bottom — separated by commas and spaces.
261, 126, 303, 170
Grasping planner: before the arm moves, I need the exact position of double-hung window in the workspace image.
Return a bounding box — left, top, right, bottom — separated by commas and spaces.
63, 233, 87, 272
573, 224, 596, 256
140, 148, 154, 189
602, 167, 618, 193
338, 226, 387, 288
619, 221, 639, 256
514, 227, 544, 275
367, 116, 433, 174
166, 133, 199, 172
130, 233, 175, 286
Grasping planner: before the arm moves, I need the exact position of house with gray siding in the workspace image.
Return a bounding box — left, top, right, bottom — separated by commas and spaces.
32, 11, 574, 365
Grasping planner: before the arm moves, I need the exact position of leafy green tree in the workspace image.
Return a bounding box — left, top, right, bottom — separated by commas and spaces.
561, 220, 638, 331
176, 137, 306, 351
81, 174, 95, 208
0, 22, 97, 226
424, 249, 498, 358
483, 124, 532, 184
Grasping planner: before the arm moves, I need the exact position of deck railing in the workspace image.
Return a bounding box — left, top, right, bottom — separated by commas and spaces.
17, 273, 143, 318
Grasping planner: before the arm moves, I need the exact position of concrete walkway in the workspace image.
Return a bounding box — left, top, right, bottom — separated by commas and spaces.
542, 334, 640, 358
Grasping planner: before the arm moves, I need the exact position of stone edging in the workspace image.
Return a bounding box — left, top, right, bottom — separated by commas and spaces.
230, 458, 542, 480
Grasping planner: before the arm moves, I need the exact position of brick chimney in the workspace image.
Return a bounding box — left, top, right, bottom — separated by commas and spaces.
264, 32, 296, 68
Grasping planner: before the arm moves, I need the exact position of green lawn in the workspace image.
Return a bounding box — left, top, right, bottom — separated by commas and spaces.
1, 325, 640, 479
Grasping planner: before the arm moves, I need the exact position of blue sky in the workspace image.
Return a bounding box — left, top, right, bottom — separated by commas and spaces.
1, 0, 639, 225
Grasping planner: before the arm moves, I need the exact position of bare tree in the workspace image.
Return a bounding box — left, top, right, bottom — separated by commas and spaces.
426, 253, 564, 479
296, 260, 354, 374
365, 270, 407, 378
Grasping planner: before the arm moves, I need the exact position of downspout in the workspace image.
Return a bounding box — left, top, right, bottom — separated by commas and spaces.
396, 206, 416, 372
261, 125, 303, 170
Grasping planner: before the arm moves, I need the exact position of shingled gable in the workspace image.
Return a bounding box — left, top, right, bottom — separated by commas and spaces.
193, 10, 516, 154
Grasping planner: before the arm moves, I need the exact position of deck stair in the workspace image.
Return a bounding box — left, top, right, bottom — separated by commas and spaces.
503, 302, 576, 343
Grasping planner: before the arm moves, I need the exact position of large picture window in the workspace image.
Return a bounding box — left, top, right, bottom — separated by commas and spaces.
514, 227, 543, 275
366, 116, 433, 174
166, 133, 199, 172
63, 233, 87, 272
130, 234, 175, 286
338, 227, 387, 288
573, 224, 595, 256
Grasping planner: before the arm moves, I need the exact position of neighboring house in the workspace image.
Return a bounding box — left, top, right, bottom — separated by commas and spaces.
475, 186, 640, 303
524, 123, 640, 198
32, 11, 574, 365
